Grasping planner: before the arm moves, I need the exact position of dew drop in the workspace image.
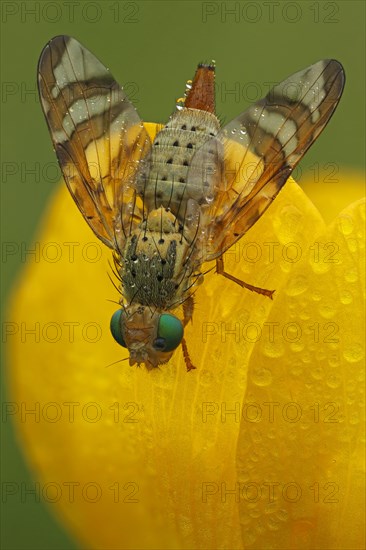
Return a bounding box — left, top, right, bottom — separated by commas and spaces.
310, 366, 324, 380
349, 411, 360, 425
290, 362, 303, 376
262, 341, 284, 358
347, 238, 358, 253
299, 310, 311, 321
276, 509, 289, 522
250, 367, 272, 386
273, 205, 302, 244
285, 274, 308, 296
337, 215, 354, 236
318, 300, 337, 319
340, 290, 353, 304
326, 373, 342, 388
242, 530, 256, 546
310, 255, 331, 275
344, 268, 358, 283
267, 516, 280, 531
343, 343, 364, 363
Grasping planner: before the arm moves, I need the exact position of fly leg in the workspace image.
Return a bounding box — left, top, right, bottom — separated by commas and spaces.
183, 294, 195, 326
216, 256, 275, 299
182, 295, 196, 371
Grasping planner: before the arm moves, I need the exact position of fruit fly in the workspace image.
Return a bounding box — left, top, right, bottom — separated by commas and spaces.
38, 36, 345, 370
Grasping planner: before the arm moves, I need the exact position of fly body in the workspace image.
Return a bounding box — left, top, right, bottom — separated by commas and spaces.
38, 36, 345, 370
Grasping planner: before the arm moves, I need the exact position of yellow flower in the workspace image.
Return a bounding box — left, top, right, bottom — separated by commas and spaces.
6, 124, 365, 549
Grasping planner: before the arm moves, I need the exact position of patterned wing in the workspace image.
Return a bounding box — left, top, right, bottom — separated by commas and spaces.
38, 35, 151, 250
191, 59, 345, 260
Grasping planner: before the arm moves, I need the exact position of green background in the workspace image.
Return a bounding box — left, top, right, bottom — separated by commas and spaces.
1, 1, 365, 549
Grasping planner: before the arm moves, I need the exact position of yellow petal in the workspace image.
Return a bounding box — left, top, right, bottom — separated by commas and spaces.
6, 122, 364, 549
301, 168, 365, 223
238, 197, 365, 549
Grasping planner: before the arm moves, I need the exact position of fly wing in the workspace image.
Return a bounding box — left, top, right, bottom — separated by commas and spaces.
38, 35, 151, 250
189, 59, 345, 261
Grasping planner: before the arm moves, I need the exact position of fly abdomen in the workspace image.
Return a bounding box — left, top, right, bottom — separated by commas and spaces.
137, 108, 223, 219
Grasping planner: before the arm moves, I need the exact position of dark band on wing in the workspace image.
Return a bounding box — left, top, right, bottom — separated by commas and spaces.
38, 35, 150, 250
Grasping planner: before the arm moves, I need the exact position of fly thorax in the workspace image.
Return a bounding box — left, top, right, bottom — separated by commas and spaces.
121, 209, 200, 309
137, 108, 223, 219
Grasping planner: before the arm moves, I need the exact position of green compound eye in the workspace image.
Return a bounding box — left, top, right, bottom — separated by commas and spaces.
110, 310, 127, 348
154, 314, 183, 352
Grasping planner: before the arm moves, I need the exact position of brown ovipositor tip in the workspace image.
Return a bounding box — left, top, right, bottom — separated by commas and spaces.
184, 62, 215, 113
